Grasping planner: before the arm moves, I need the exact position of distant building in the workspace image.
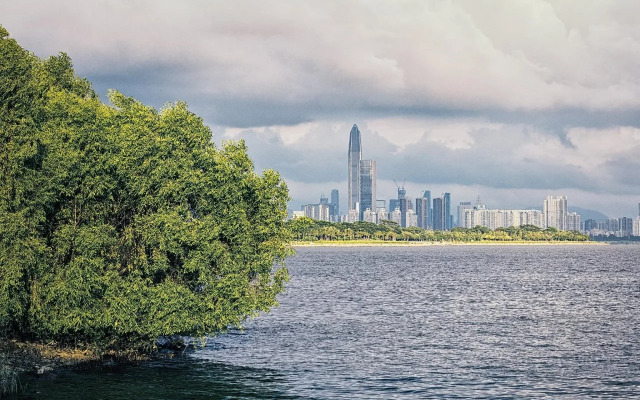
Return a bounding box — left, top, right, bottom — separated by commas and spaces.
544, 195, 568, 230
433, 197, 445, 230
291, 210, 305, 219
606, 218, 619, 232
303, 203, 330, 221
348, 124, 361, 215
633, 216, 640, 236
461, 197, 545, 230
457, 201, 473, 228
566, 212, 581, 232
423, 190, 432, 229
359, 160, 376, 221
347, 124, 376, 222
376, 208, 389, 223
619, 217, 634, 237
376, 199, 386, 211
363, 208, 377, 224
347, 209, 359, 223
415, 197, 429, 229
584, 219, 598, 232
390, 207, 402, 226
444, 193, 452, 230
432, 194, 452, 231
330, 189, 339, 222
405, 209, 418, 227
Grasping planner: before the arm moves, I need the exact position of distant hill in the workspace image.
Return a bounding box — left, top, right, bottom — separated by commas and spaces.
527, 206, 609, 221
570, 206, 609, 221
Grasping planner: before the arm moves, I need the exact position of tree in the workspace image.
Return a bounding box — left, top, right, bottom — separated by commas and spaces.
0, 27, 291, 353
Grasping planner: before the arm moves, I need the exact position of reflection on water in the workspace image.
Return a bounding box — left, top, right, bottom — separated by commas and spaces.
11, 245, 640, 399
17, 358, 300, 400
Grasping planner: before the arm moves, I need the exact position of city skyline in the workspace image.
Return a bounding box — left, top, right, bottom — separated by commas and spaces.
3, 2, 640, 217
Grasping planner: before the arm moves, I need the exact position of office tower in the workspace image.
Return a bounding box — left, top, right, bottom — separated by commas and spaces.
330, 189, 339, 221
320, 194, 328, 206
376, 199, 386, 211
359, 160, 376, 220
543, 195, 568, 230
348, 124, 362, 213
444, 193, 452, 230
415, 197, 429, 229
433, 197, 444, 230
457, 201, 473, 228
397, 186, 409, 227
423, 190, 432, 229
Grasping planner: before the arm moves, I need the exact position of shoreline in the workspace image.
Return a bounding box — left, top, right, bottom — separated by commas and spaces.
293, 240, 608, 247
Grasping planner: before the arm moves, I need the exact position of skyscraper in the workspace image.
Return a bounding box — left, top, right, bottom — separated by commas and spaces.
348, 124, 362, 213
359, 160, 376, 220
544, 195, 568, 230
423, 190, 432, 229
330, 189, 339, 221
415, 197, 429, 228
433, 197, 445, 230
444, 192, 452, 230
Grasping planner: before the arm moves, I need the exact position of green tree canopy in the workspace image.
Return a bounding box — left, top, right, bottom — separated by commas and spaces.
0, 27, 291, 353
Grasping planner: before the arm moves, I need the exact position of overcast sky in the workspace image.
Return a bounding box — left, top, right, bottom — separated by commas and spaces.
3, 0, 640, 218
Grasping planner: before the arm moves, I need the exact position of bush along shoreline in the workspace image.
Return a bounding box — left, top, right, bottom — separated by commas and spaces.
1, 25, 292, 396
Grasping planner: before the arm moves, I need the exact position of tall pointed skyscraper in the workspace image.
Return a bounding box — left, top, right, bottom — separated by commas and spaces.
348, 124, 362, 213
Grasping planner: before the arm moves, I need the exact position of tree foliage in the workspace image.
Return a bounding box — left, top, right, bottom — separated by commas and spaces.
0, 27, 291, 352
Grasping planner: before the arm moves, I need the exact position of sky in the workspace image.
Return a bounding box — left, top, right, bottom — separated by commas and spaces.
2, 0, 640, 218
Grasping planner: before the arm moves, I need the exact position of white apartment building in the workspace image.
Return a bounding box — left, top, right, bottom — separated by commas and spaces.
544, 195, 568, 230
462, 208, 545, 230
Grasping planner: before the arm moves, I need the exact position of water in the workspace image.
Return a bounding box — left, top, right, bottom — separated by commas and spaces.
12, 245, 640, 399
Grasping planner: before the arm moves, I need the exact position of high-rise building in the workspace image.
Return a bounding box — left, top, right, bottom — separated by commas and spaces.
457, 201, 473, 228
544, 195, 568, 230
390, 207, 402, 226
423, 190, 432, 229
633, 216, 640, 236
406, 209, 418, 227
363, 208, 377, 224
619, 217, 633, 237
567, 212, 581, 232
638, 202, 640, 217
348, 124, 362, 213
433, 197, 445, 231
444, 193, 452, 230
330, 189, 339, 222
359, 160, 376, 221
415, 197, 429, 229
376, 208, 389, 222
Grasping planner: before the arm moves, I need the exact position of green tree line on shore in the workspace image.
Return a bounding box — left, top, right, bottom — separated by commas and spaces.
0, 27, 291, 354
287, 217, 589, 242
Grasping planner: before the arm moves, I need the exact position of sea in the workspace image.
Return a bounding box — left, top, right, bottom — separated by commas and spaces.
11, 244, 640, 399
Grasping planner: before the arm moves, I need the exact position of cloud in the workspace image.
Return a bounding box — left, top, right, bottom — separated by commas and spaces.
4, 0, 640, 127
2, 0, 639, 216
